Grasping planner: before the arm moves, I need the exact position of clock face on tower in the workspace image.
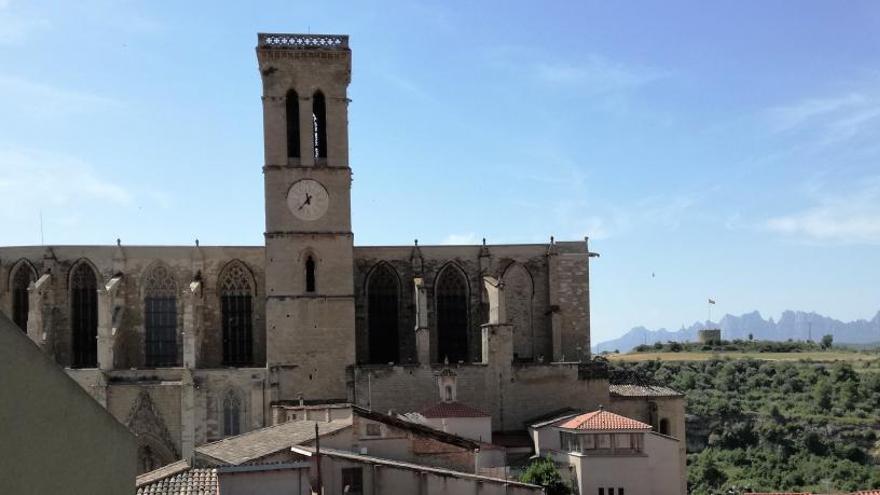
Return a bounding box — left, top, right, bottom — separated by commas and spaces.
287, 179, 330, 221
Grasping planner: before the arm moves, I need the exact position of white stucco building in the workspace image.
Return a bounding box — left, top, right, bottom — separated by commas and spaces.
530, 408, 683, 495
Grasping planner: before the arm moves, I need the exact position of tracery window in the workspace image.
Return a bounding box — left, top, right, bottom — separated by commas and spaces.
305, 256, 316, 293
312, 90, 327, 159
144, 264, 178, 367
436, 266, 468, 363
219, 262, 253, 366
11, 262, 35, 332
71, 262, 98, 368
286, 89, 300, 159
223, 391, 242, 436
367, 263, 399, 364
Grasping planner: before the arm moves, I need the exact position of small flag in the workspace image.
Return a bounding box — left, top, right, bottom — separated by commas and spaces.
708, 299, 716, 304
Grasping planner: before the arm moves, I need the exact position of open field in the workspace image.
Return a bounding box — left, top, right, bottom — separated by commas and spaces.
607, 350, 880, 363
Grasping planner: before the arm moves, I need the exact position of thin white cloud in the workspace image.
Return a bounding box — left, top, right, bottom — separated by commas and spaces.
0, 76, 119, 118
0, 148, 133, 215
765, 89, 880, 146
764, 177, 880, 244
535, 55, 666, 94
766, 93, 866, 132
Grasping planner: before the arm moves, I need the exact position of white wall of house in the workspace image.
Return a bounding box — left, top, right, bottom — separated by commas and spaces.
567, 433, 681, 495
424, 416, 492, 443
219, 467, 310, 495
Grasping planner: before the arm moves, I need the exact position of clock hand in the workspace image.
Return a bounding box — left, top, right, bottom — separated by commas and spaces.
298, 194, 313, 210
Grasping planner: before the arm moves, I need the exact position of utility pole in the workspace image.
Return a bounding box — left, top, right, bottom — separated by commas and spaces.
314, 422, 322, 494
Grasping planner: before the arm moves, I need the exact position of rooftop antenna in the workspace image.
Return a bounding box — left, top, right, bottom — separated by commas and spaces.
39, 210, 44, 245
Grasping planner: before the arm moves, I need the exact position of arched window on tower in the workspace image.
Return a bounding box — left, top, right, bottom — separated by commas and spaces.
367, 263, 400, 364
312, 90, 327, 159
305, 256, 316, 293
71, 262, 98, 368
219, 261, 254, 366
144, 264, 178, 367
10, 262, 35, 332
286, 89, 300, 159
223, 390, 242, 436
436, 266, 469, 363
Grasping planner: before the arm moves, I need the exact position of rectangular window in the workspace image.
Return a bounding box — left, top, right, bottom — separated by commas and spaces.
583, 434, 596, 450
597, 434, 611, 449
342, 467, 363, 495
615, 433, 632, 450
633, 433, 644, 452
619, 488, 625, 495
609, 488, 615, 495
366, 423, 381, 437
598, 488, 604, 495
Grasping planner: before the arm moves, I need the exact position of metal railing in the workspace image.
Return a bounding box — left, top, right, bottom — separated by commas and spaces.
258, 33, 349, 50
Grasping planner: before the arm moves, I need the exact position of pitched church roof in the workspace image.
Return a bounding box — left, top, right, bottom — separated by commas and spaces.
195, 419, 351, 466
420, 401, 489, 418
556, 409, 652, 431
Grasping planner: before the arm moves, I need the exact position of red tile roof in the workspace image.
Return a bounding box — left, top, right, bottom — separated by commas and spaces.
556, 410, 651, 431
420, 401, 490, 418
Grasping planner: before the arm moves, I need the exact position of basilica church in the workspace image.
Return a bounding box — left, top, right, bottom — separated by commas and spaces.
0, 33, 683, 476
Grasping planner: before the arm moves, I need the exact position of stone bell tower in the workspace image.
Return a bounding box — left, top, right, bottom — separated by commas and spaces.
257, 33, 355, 402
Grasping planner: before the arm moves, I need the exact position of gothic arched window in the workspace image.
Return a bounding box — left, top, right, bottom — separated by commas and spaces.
312, 90, 327, 159
223, 391, 242, 436
305, 256, 316, 293
144, 264, 178, 367
367, 263, 399, 364
10, 261, 35, 332
71, 262, 98, 368
286, 89, 300, 159
219, 261, 254, 367
436, 265, 469, 363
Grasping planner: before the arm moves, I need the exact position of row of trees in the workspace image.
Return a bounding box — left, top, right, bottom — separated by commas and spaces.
630, 335, 836, 354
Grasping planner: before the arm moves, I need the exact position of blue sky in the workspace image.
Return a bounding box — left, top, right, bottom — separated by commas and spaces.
1, 1, 879, 343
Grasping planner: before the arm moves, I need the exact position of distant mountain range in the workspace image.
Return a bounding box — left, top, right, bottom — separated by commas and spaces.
593, 310, 880, 354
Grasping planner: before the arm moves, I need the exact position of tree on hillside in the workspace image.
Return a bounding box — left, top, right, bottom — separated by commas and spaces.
520, 457, 572, 495
820, 334, 834, 349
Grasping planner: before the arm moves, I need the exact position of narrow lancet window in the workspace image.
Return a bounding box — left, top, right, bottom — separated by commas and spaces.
436, 266, 469, 363
219, 261, 254, 366
11, 263, 34, 332
71, 262, 98, 368
305, 256, 316, 293
367, 263, 400, 364
312, 91, 327, 159
223, 391, 242, 436
286, 89, 300, 159
144, 264, 178, 367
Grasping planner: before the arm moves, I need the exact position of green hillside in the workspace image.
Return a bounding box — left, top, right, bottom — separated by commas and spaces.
609, 354, 880, 494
